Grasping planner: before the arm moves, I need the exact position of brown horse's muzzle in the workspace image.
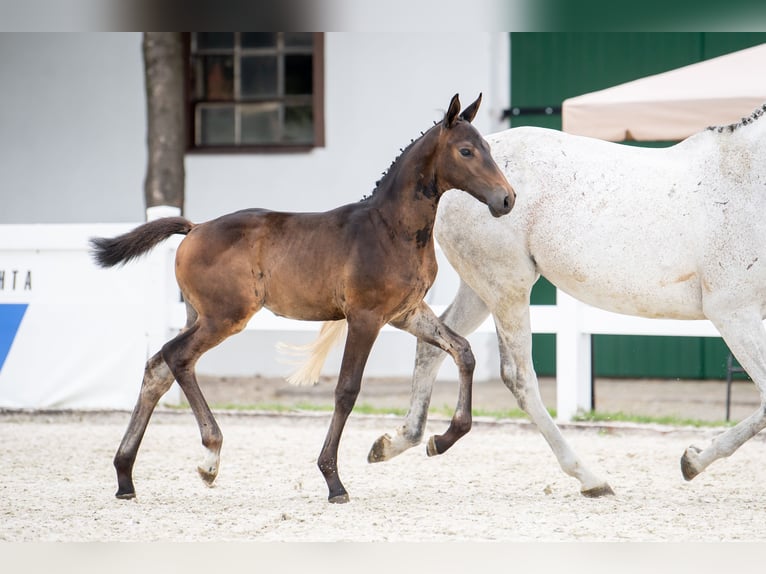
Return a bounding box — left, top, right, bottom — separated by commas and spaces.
487, 185, 515, 218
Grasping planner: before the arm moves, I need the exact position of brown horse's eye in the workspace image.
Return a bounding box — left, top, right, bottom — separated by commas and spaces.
460, 148, 473, 157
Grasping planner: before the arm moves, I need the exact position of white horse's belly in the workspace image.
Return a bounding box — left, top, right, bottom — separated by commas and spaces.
526, 197, 706, 319
540, 258, 705, 319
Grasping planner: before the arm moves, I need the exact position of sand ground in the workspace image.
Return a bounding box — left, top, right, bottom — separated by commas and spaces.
2, 375, 766, 543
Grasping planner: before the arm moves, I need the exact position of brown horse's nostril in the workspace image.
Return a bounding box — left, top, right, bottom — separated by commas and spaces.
504, 195, 511, 210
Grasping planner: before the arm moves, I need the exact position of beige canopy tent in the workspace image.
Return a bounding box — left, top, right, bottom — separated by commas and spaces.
562, 43, 766, 141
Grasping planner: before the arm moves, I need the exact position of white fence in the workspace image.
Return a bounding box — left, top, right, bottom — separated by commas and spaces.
0, 222, 170, 409
0, 221, 731, 420
538, 291, 727, 420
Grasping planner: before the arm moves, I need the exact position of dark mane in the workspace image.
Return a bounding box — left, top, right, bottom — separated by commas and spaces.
361, 121, 441, 201
706, 103, 766, 134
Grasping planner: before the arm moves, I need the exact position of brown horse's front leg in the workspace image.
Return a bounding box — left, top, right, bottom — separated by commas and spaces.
391, 302, 475, 456
317, 316, 381, 503
425, 331, 474, 456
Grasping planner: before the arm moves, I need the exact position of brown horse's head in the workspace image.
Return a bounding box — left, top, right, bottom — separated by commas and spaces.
435, 93, 515, 217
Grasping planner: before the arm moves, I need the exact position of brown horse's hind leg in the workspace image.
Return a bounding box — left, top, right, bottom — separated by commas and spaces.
114, 301, 198, 499
391, 301, 475, 457
160, 320, 235, 486
317, 314, 382, 503
114, 351, 175, 499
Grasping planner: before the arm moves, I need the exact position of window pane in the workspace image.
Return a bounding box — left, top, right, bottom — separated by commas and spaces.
284, 105, 314, 144
241, 104, 280, 144
241, 56, 278, 98
200, 55, 234, 100
241, 33, 277, 49
199, 106, 235, 145
196, 33, 234, 51
285, 54, 313, 95
187, 33, 323, 150
284, 33, 313, 48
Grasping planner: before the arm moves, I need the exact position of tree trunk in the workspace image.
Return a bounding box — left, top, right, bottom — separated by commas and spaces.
142, 32, 185, 214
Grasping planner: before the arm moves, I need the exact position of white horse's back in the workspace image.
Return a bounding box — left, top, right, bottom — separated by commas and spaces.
437, 122, 766, 320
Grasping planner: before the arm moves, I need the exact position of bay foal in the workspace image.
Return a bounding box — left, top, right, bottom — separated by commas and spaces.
91, 94, 514, 503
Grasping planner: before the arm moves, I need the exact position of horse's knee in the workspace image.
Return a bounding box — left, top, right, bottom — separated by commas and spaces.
160, 347, 184, 379
140, 370, 174, 404
141, 353, 173, 398
454, 339, 475, 374
417, 337, 446, 362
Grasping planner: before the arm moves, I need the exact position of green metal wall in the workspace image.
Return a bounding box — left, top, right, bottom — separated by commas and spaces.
510, 33, 766, 378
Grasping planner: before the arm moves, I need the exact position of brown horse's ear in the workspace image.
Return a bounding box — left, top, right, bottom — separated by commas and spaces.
460, 93, 482, 123
445, 93, 461, 128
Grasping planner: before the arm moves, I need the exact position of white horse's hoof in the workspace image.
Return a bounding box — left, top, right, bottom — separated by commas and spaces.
368, 432, 415, 463
681, 445, 703, 481
368, 433, 394, 463
581, 483, 615, 497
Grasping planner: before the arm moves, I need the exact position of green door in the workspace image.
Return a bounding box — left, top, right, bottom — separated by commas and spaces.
509, 32, 766, 378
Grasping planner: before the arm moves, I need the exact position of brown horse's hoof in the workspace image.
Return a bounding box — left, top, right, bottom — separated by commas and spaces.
426, 435, 441, 457
581, 483, 615, 498
328, 493, 350, 504
680, 446, 702, 481
115, 490, 136, 500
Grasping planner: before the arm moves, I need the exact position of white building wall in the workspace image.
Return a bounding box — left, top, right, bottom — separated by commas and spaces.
0, 33, 146, 224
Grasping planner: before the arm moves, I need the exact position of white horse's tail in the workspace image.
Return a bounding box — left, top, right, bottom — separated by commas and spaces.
277, 320, 348, 386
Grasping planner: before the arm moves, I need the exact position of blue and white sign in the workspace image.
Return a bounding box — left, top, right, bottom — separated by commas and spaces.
0, 303, 28, 372
0, 224, 177, 409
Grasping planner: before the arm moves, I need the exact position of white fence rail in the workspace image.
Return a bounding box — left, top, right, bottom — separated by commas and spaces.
0, 221, 733, 419
547, 290, 730, 420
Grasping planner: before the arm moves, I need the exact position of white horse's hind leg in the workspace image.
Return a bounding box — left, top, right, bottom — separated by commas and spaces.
681, 307, 766, 480
494, 305, 614, 497
368, 281, 490, 462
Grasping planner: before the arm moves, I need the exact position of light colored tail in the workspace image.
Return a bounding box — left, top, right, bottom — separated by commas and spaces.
277, 320, 348, 386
